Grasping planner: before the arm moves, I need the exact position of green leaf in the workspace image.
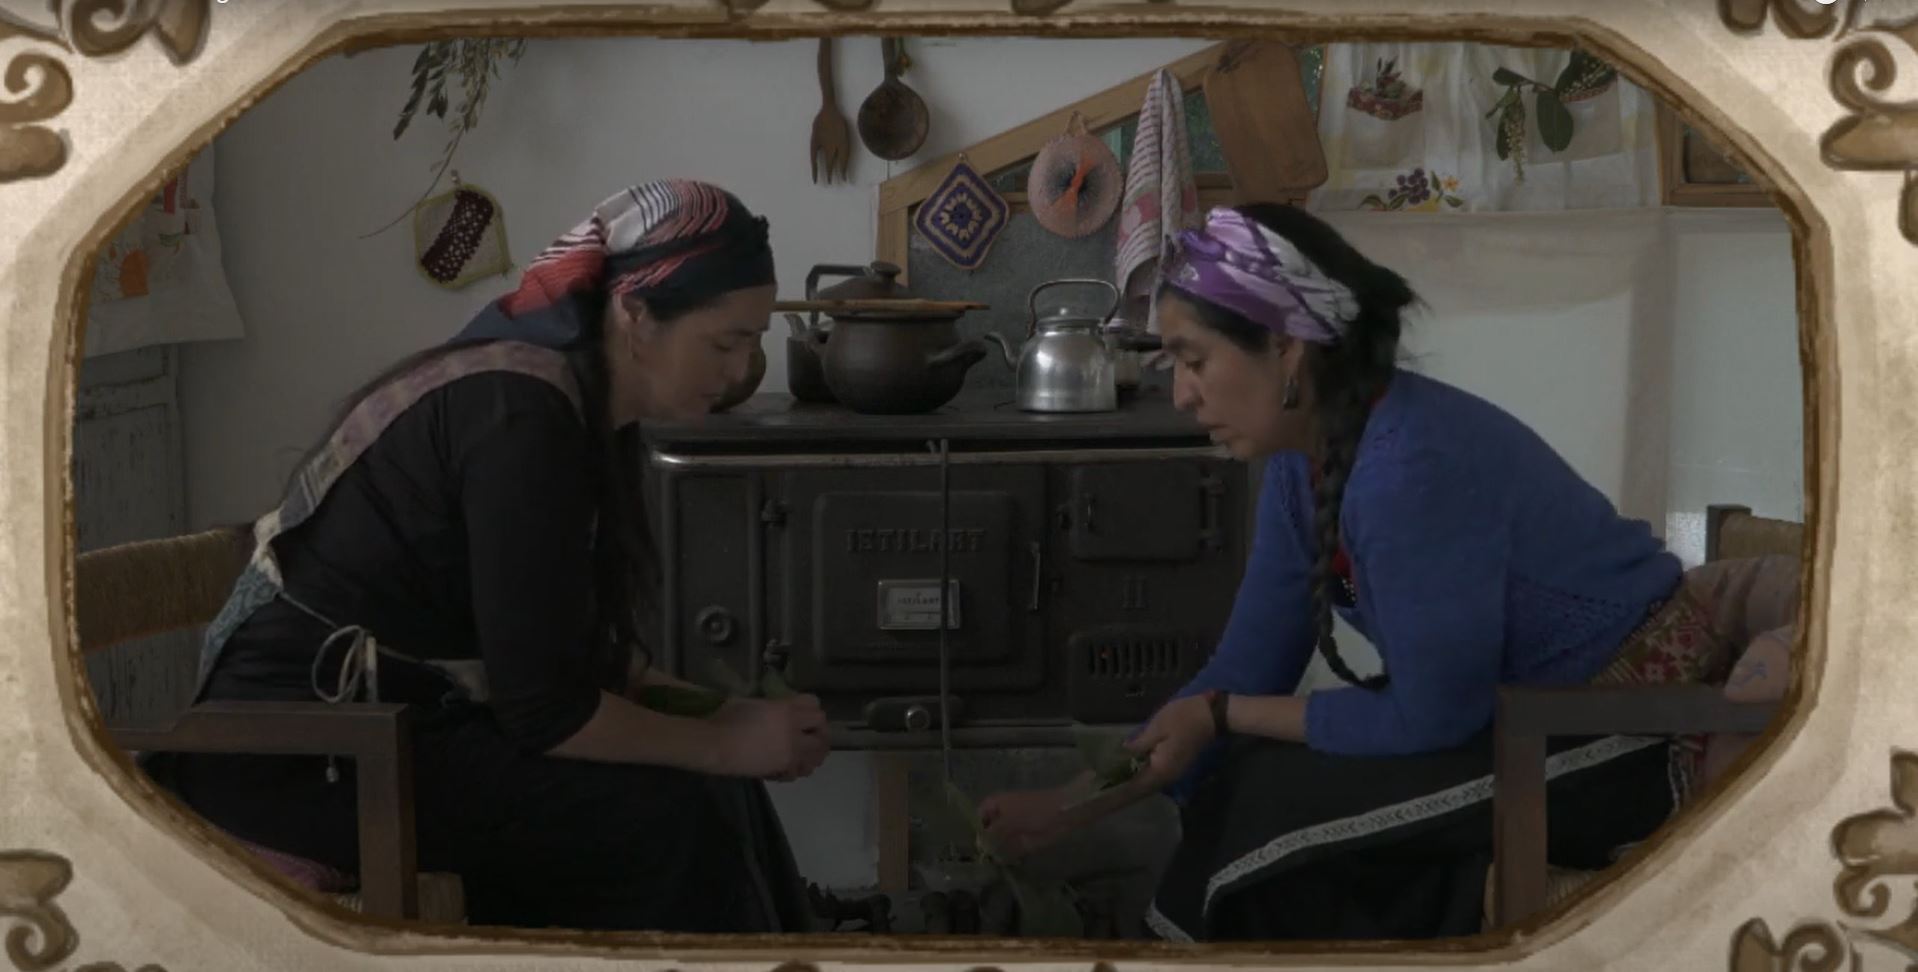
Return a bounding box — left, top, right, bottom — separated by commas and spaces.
633, 684, 729, 718
1491, 67, 1529, 87
1429, 171, 1442, 191
1535, 90, 1574, 152
1072, 727, 1143, 789
758, 665, 796, 700
1483, 86, 1520, 120
944, 781, 988, 858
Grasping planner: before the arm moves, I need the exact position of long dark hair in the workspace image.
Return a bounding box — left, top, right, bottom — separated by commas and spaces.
285, 283, 734, 687
1162, 203, 1417, 690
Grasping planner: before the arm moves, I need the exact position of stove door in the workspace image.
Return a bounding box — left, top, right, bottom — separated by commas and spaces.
774, 465, 1047, 700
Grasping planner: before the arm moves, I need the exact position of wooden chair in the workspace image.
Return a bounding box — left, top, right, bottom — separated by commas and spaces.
1485, 504, 1800, 928
76, 526, 464, 922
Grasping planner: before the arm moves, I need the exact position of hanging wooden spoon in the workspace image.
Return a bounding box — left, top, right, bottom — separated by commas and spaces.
856, 37, 929, 161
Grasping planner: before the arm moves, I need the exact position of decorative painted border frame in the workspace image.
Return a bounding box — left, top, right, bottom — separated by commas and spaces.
0, 0, 1913, 969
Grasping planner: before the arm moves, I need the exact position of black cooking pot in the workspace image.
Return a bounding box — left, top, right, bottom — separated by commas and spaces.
784, 316, 835, 405
807, 262, 990, 415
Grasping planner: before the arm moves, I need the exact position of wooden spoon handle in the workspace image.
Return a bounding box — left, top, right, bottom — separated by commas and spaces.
817, 37, 835, 102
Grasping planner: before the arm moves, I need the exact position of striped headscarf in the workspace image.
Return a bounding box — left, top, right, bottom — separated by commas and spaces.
455, 180, 774, 349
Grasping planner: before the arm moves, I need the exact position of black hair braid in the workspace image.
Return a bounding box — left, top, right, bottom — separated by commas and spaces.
1306, 340, 1393, 690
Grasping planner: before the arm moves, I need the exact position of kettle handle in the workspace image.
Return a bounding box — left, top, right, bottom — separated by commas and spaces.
1027, 278, 1122, 339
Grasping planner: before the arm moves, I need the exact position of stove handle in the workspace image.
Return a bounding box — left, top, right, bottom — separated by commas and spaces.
1200, 473, 1226, 551
1028, 541, 1043, 611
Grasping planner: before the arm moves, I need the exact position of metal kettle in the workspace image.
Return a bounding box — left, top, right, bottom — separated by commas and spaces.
985, 278, 1125, 413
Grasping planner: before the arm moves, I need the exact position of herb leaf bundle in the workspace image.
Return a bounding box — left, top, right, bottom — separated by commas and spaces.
1485, 50, 1617, 181
366, 38, 528, 238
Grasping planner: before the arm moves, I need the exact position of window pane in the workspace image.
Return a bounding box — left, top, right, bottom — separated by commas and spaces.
987, 44, 1323, 193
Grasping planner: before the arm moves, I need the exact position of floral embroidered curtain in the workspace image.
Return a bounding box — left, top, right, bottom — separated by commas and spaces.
1307, 42, 1660, 213
83, 147, 246, 358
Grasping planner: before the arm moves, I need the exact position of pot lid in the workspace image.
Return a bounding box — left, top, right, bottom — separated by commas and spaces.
813, 261, 909, 302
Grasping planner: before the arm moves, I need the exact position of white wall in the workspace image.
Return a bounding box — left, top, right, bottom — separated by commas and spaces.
181, 36, 1214, 529
172, 36, 1802, 887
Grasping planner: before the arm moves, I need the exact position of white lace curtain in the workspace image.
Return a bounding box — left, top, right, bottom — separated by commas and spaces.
1307, 41, 1661, 214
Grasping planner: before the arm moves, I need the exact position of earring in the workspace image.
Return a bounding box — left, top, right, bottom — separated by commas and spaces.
1281, 374, 1300, 410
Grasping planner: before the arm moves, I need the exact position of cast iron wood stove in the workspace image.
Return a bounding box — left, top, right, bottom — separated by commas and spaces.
641, 391, 1249, 748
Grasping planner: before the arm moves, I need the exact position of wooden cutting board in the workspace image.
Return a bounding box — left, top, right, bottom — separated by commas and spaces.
1203, 41, 1329, 202
772, 298, 988, 314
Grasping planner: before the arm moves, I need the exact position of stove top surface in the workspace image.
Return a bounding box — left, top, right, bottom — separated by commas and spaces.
643, 387, 1212, 447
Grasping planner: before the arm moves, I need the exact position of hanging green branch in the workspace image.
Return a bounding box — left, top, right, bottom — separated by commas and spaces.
1484, 49, 1618, 182
361, 38, 528, 238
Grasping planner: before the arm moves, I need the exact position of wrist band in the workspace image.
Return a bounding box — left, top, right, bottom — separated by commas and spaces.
1205, 689, 1231, 738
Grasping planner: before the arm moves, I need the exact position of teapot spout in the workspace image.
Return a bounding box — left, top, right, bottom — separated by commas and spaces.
980, 331, 1018, 369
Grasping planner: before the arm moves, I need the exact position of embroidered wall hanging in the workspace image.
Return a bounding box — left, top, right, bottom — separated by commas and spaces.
913, 153, 1009, 271
413, 179, 512, 289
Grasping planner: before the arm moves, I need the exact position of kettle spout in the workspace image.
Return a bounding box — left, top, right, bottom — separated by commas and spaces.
980, 332, 1018, 369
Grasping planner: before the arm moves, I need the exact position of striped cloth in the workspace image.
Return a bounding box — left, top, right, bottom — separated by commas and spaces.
502, 180, 742, 316
1113, 69, 1200, 335
450, 179, 771, 351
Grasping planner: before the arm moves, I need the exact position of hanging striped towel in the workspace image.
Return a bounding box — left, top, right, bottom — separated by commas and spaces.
1112, 68, 1200, 336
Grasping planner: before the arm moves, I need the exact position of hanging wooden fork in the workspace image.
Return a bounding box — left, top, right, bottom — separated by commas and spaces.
810, 37, 853, 184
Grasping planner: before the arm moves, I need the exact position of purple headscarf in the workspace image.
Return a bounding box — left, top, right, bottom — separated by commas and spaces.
1162, 207, 1359, 345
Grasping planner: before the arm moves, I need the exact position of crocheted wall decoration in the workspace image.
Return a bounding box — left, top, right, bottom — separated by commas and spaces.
413, 180, 512, 289
1027, 112, 1121, 239
913, 153, 1009, 271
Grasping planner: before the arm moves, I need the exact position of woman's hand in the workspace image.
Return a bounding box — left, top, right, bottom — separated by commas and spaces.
712, 694, 831, 781
978, 785, 1076, 860
1125, 694, 1217, 788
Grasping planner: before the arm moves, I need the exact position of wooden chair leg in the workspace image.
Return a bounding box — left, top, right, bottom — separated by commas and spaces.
354, 710, 418, 920
1492, 711, 1547, 928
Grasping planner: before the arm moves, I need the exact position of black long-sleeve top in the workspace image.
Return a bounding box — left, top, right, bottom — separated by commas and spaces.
202, 370, 616, 753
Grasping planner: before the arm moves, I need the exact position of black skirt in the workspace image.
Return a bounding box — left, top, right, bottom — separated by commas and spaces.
153, 702, 817, 934
1147, 731, 1677, 942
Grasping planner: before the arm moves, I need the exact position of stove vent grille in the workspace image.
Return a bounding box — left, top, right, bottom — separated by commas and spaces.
1066, 626, 1206, 722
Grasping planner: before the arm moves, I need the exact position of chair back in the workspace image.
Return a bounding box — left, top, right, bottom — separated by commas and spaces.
74, 526, 253, 653
1706, 504, 1803, 563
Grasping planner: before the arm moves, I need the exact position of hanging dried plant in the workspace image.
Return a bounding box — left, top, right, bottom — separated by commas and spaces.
362, 38, 528, 237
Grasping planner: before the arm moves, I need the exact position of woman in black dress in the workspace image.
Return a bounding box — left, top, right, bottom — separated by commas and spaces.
161, 180, 827, 932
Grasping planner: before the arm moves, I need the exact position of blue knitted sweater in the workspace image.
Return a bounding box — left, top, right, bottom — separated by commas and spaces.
1170, 370, 1681, 765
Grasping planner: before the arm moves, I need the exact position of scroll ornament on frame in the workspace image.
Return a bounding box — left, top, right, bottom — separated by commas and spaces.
0, 849, 167, 972
0, 0, 211, 183
1716, 0, 1918, 244
1730, 751, 1918, 970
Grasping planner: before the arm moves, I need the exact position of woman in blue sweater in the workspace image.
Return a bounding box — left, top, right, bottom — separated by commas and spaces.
980, 203, 1734, 942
